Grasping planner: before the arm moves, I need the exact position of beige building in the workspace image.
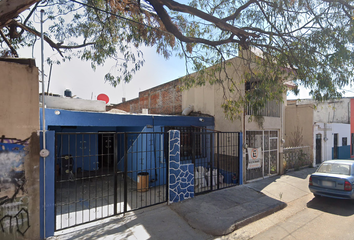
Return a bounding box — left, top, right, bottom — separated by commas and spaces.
110, 50, 292, 183
0, 58, 40, 240
182, 52, 290, 182
285, 98, 352, 167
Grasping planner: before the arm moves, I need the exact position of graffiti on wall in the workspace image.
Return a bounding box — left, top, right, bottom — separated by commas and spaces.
0, 135, 30, 236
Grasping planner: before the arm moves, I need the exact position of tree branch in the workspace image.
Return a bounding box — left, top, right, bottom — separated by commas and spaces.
146, 0, 247, 46
11, 20, 64, 57
0, 0, 40, 28
14, 19, 96, 51
147, 0, 258, 39
0, 29, 18, 57
322, 0, 354, 10
223, 0, 257, 21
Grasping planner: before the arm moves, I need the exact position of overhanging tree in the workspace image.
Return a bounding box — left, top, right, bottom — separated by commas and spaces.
1, 0, 353, 119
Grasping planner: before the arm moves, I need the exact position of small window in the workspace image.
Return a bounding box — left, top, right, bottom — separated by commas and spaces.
342, 137, 347, 146
164, 126, 206, 161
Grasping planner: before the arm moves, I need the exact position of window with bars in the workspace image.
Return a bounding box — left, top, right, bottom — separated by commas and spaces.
164, 126, 206, 161
343, 137, 347, 146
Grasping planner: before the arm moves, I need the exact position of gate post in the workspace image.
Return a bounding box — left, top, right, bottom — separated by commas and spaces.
40, 130, 55, 239
238, 132, 243, 185
168, 130, 194, 203
113, 133, 118, 215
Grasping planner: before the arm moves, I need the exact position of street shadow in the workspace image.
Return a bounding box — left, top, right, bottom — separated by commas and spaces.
284, 167, 317, 180
50, 204, 212, 240
51, 214, 137, 240
307, 196, 354, 217
246, 167, 316, 193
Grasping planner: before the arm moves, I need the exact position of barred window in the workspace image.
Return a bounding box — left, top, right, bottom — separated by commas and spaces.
165, 126, 206, 161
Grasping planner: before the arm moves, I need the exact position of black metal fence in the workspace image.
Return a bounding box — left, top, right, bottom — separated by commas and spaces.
55, 132, 168, 231
192, 132, 241, 195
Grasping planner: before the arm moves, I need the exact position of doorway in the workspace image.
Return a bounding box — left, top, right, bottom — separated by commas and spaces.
333, 133, 338, 159
315, 134, 321, 164
245, 131, 279, 181
98, 133, 114, 170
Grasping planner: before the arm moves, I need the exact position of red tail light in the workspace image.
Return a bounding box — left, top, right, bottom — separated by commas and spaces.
309, 176, 313, 186
344, 181, 352, 191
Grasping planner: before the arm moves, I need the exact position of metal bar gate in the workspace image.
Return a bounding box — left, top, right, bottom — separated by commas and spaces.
54, 132, 168, 231
192, 132, 241, 195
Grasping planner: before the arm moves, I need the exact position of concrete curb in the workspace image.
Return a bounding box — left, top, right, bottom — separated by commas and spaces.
210, 201, 287, 236
234, 201, 287, 230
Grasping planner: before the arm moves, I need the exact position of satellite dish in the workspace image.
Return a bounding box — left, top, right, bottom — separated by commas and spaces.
97, 94, 109, 104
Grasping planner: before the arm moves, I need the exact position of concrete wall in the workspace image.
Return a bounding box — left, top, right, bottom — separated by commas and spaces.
0, 59, 39, 240
351, 99, 354, 158
42, 96, 106, 112
296, 98, 350, 124
182, 57, 246, 132
108, 80, 182, 114
182, 54, 287, 179
314, 122, 350, 163
285, 103, 314, 148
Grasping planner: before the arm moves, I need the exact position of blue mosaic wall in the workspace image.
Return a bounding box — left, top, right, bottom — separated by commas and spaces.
169, 130, 194, 203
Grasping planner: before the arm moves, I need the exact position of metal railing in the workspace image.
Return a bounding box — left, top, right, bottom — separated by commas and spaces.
246, 100, 280, 117
54, 132, 168, 231
193, 132, 241, 195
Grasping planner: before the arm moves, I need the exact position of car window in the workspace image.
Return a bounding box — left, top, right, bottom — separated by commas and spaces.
317, 163, 351, 175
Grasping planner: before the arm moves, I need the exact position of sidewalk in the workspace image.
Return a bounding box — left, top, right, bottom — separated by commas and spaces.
49, 167, 316, 240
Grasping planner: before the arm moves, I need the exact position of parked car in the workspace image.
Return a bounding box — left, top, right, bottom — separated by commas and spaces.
309, 160, 354, 199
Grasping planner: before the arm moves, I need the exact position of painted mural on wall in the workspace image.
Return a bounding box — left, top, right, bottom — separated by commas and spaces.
0, 135, 30, 236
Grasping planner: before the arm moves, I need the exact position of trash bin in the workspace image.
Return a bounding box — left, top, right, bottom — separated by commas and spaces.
137, 172, 149, 192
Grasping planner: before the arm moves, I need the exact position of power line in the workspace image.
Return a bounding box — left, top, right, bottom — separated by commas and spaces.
69, 0, 171, 35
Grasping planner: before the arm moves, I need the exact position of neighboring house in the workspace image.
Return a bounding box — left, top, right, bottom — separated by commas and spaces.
285, 98, 353, 166
110, 50, 292, 183
0, 58, 40, 240
107, 79, 182, 115
41, 96, 244, 238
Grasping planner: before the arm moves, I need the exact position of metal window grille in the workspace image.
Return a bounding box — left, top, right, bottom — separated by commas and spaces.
54, 132, 168, 231
164, 126, 206, 161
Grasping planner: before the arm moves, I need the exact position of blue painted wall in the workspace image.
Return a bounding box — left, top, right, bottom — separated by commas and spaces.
333, 145, 351, 159
117, 126, 167, 187
42, 108, 213, 185
40, 131, 55, 239
40, 108, 214, 238
41, 108, 214, 129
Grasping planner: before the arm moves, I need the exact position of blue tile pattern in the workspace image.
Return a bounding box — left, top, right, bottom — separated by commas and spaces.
169, 130, 194, 203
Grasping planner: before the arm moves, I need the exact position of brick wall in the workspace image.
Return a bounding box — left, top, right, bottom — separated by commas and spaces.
108, 79, 182, 115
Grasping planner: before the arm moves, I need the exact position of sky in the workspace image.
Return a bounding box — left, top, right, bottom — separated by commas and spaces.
16, 21, 354, 105
18, 43, 187, 104
18, 41, 354, 105
14, 2, 354, 105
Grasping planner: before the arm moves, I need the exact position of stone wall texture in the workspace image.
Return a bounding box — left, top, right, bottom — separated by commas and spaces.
169, 130, 194, 203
